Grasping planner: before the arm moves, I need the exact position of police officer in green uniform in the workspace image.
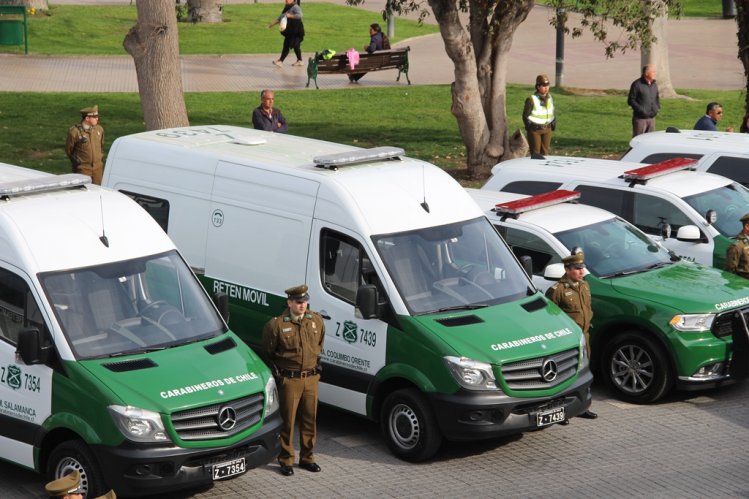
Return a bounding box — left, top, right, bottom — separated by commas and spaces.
546, 252, 597, 420
65, 105, 105, 185
523, 74, 556, 156
45, 470, 84, 498
725, 213, 749, 279
262, 284, 325, 476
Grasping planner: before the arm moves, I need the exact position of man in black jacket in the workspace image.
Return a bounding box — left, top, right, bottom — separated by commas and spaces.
627, 64, 660, 137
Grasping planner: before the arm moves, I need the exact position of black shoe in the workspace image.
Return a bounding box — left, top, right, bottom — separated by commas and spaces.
279, 465, 294, 476
558, 419, 570, 426
579, 410, 598, 419
299, 462, 321, 472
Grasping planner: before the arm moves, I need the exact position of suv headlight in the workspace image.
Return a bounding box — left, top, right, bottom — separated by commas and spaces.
579, 333, 589, 370
108, 405, 170, 443
670, 313, 715, 332
444, 356, 499, 391
265, 376, 279, 415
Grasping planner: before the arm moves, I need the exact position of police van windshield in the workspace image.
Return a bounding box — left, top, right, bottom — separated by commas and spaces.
40, 250, 226, 359
373, 217, 532, 315
683, 182, 749, 237
555, 217, 673, 278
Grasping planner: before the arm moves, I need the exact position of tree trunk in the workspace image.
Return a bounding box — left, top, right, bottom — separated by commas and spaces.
5, 0, 48, 10
427, 0, 533, 179
186, 0, 223, 23
640, 0, 679, 98
124, 0, 189, 131
736, 0, 749, 112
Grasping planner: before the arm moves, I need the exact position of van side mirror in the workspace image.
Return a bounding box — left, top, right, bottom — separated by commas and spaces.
519, 255, 533, 278
355, 284, 378, 319
213, 291, 230, 322
543, 263, 565, 281
676, 225, 702, 242
17, 328, 51, 365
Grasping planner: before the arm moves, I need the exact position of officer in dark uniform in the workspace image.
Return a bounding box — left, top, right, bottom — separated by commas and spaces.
546, 252, 598, 420
65, 105, 105, 185
523, 74, 556, 156
262, 284, 325, 476
725, 213, 749, 279
45, 470, 83, 498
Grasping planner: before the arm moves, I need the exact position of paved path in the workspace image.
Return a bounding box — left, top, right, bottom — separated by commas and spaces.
0, 1, 742, 92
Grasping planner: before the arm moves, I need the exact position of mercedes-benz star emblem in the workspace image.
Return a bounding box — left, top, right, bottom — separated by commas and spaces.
541, 359, 558, 382
217, 406, 237, 431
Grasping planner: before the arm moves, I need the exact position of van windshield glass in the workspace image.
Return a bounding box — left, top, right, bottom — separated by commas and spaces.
683, 182, 749, 237
373, 217, 532, 315
555, 217, 673, 278
40, 250, 226, 359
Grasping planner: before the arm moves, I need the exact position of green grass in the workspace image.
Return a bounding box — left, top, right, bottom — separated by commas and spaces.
537, 0, 724, 18
0, 3, 437, 55
1, 86, 743, 181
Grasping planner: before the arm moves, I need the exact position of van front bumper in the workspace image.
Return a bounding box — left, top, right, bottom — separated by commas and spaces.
427, 369, 593, 441
92, 411, 281, 497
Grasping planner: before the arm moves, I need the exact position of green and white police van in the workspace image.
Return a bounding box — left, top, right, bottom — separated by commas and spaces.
481, 155, 749, 269
103, 125, 593, 462
0, 164, 281, 497
468, 188, 749, 403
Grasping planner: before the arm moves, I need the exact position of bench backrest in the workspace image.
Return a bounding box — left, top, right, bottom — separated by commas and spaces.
315, 48, 409, 72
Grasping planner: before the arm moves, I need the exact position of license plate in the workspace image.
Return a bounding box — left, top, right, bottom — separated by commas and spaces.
536, 407, 565, 427
212, 458, 246, 480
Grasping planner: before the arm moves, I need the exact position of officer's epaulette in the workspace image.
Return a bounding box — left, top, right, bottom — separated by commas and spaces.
550, 283, 559, 290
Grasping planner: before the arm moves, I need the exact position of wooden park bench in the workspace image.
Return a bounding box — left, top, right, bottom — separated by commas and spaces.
306, 47, 411, 89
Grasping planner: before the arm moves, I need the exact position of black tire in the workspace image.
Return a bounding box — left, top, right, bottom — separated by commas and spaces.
601, 331, 673, 404
47, 439, 107, 498
380, 388, 442, 462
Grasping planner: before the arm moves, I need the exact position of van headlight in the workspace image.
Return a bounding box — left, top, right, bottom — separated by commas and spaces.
670, 313, 715, 332
265, 376, 279, 415
444, 356, 499, 391
108, 405, 170, 443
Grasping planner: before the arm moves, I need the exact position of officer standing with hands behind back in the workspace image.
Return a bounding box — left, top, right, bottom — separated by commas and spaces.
545, 252, 598, 421
523, 74, 556, 157
65, 105, 105, 185
262, 284, 324, 477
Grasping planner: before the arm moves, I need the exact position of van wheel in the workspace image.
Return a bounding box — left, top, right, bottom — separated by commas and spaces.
47, 440, 106, 497
602, 331, 672, 404
380, 389, 442, 462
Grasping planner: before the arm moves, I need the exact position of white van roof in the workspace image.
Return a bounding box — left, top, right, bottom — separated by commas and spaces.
0, 163, 175, 273
628, 129, 749, 156
105, 126, 482, 235
467, 188, 614, 233
484, 155, 733, 198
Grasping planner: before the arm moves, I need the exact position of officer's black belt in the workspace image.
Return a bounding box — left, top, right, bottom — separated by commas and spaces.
279, 367, 321, 378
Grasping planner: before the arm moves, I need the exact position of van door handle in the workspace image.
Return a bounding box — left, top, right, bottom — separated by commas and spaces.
318, 310, 331, 320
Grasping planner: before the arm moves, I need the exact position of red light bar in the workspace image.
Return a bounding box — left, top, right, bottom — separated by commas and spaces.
622, 157, 697, 181
495, 190, 581, 215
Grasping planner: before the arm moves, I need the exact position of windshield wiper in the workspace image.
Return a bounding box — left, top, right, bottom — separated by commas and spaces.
645, 261, 672, 270
602, 261, 672, 278
434, 304, 488, 313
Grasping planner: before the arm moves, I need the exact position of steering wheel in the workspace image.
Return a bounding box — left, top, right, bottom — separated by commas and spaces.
140, 300, 168, 316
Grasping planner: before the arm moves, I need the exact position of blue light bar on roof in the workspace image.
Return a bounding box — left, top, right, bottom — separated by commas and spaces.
313, 146, 405, 170
0, 173, 91, 198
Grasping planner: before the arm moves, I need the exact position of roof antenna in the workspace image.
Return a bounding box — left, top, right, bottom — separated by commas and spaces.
420, 164, 430, 213
99, 194, 109, 248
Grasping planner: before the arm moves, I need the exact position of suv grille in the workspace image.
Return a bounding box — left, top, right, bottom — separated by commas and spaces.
712, 308, 748, 339
501, 348, 579, 390
171, 393, 264, 441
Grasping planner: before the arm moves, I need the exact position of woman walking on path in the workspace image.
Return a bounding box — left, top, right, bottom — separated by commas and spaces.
269, 0, 305, 67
